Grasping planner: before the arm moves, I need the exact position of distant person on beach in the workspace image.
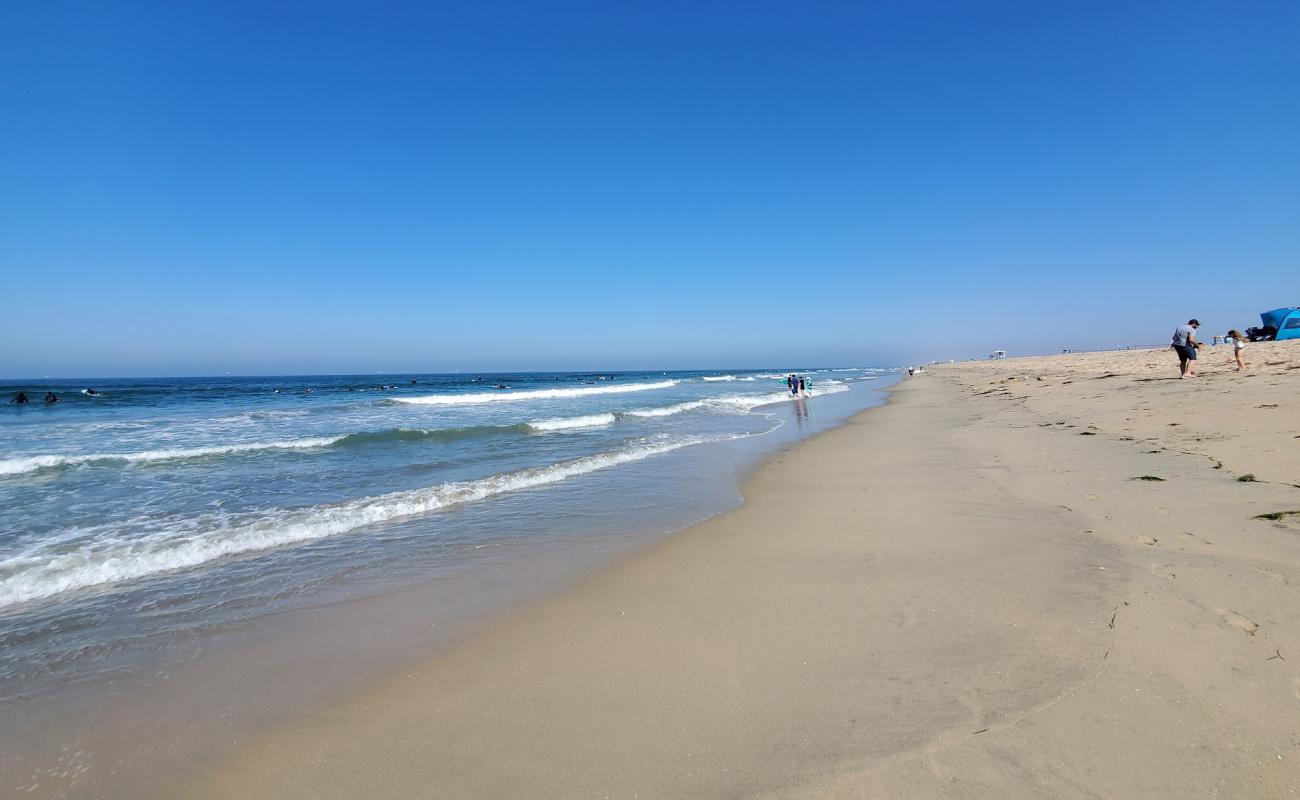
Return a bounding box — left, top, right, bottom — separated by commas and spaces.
798, 376, 807, 396
1227, 329, 1248, 372
10, 391, 28, 404
44, 392, 58, 403
804, 376, 812, 394
1171, 319, 1201, 379
907, 366, 915, 377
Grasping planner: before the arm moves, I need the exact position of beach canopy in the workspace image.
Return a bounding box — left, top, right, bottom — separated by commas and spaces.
1261, 307, 1300, 340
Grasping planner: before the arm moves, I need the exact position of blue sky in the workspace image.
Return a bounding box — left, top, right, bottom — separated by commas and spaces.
2, 1, 1297, 376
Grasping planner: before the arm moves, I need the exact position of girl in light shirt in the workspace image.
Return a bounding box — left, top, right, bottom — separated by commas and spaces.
1227, 330, 1248, 372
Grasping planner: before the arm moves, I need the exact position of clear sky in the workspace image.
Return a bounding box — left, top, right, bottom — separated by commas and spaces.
3, 1, 1297, 377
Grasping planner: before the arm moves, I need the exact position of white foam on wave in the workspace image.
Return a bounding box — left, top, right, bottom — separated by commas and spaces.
709, 391, 795, 410
623, 400, 708, 418
625, 382, 850, 419
0, 436, 713, 608
0, 437, 346, 477
395, 380, 678, 406
527, 413, 616, 432
733, 383, 849, 408
702, 375, 737, 382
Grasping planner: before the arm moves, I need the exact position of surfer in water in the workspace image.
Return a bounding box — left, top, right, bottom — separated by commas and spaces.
10, 391, 29, 404
82, 388, 100, 396
44, 392, 58, 403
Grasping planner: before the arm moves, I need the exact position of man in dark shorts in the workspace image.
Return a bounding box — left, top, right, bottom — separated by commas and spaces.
1171, 318, 1201, 378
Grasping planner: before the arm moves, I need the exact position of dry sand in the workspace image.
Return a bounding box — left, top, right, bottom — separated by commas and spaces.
178, 343, 1300, 799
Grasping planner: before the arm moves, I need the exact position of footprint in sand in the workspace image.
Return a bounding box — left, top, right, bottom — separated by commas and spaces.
1253, 567, 1290, 585
1221, 610, 1259, 636
1137, 535, 1158, 546
1150, 563, 1177, 580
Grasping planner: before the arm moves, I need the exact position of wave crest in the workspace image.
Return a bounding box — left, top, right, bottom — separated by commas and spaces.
623, 400, 707, 418
527, 413, 616, 432
395, 380, 678, 406
0, 437, 713, 608
0, 437, 345, 477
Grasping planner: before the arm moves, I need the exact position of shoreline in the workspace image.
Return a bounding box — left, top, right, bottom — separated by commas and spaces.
176, 344, 1300, 798
3, 378, 895, 799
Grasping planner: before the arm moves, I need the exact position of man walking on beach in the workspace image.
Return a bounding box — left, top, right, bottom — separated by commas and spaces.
1172, 319, 1201, 378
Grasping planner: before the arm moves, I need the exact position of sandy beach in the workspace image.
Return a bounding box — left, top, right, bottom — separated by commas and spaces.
177, 343, 1300, 799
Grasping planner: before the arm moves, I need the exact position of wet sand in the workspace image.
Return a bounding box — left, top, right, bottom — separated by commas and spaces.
178, 344, 1300, 798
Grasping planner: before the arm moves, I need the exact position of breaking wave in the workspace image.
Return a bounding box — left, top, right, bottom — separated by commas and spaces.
0, 416, 632, 477
0, 437, 715, 608
394, 380, 678, 406
527, 413, 617, 432
624, 400, 708, 418
0, 437, 345, 477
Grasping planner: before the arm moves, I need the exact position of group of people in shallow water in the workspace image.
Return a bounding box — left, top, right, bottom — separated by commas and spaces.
10, 391, 60, 404
9, 388, 100, 404
785, 374, 812, 396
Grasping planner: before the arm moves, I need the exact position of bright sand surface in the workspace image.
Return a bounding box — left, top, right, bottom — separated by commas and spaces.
179, 343, 1300, 798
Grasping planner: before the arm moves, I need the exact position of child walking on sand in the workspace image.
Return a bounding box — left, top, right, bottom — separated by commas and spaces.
1227, 330, 1248, 372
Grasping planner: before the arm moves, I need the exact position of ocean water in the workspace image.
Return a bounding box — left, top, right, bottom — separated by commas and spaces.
0, 369, 893, 706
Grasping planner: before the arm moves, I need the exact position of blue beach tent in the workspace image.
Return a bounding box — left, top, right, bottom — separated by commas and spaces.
1261, 307, 1300, 340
